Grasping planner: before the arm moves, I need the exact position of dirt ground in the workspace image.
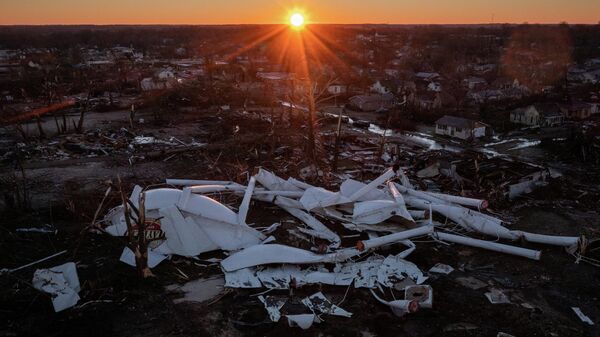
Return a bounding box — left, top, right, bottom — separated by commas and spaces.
1, 107, 599, 337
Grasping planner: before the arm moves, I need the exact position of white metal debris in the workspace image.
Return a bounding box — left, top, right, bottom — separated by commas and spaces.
376, 254, 428, 286
1, 250, 67, 275
286, 314, 316, 329
484, 288, 511, 304
223, 268, 262, 288
258, 295, 287, 322
15, 224, 57, 234
497, 332, 516, 337
370, 289, 419, 317
432, 232, 541, 260
222, 252, 426, 290
572, 307, 594, 325
301, 292, 352, 317
97, 165, 587, 325
405, 284, 433, 308
428, 263, 454, 274
32, 262, 81, 312
221, 226, 432, 272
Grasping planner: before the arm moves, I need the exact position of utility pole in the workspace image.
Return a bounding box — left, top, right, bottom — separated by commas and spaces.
332, 105, 345, 172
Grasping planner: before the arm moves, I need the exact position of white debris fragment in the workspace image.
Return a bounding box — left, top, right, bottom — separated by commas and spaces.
429, 263, 454, 274
387, 181, 414, 222
433, 231, 541, 260
15, 224, 57, 234
224, 268, 262, 288
485, 288, 511, 304
299, 187, 351, 211
286, 314, 316, 329
159, 206, 218, 256
257, 265, 306, 289
254, 168, 303, 192
572, 307, 594, 325
405, 284, 433, 308
280, 206, 341, 247
262, 222, 281, 234
370, 289, 419, 317
32, 262, 81, 312
339, 179, 389, 202
238, 176, 256, 226
357, 226, 434, 252
376, 254, 428, 286
352, 200, 398, 225
497, 332, 516, 337
258, 295, 287, 322
302, 292, 352, 317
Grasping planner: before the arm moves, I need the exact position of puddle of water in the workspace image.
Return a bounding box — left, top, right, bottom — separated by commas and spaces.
166, 275, 225, 304
507, 140, 541, 151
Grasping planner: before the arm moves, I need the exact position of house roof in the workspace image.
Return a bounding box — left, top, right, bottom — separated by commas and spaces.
349, 93, 394, 105
435, 115, 480, 129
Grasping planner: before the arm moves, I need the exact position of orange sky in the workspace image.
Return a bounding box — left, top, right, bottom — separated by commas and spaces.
0, 0, 599, 25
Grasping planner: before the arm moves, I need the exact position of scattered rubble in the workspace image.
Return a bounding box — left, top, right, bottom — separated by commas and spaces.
88, 165, 592, 329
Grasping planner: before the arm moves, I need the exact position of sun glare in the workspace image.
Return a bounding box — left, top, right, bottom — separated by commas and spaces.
290, 13, 304, 28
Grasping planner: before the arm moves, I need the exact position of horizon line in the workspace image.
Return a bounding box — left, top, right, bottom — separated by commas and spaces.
0, 21, 598, 27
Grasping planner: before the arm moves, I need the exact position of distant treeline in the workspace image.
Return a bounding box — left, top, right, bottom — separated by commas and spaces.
0, 24, 599, 62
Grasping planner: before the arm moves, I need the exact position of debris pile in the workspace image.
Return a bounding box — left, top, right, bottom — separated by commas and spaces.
0, 127, 205, 164
98, 166, 586, 326
406, 150, 562, 204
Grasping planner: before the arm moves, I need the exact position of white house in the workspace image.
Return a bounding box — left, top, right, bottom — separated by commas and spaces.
140, 77, 175, 92
370, 81, 387, 95
157, 69, 175, 80
463, 77, 487, 90
510, 104, 564, 127
327, 83, 347, 95
435, 115, 487, 140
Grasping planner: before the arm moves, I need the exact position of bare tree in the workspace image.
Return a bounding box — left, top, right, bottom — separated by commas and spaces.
299, 76, 337, 169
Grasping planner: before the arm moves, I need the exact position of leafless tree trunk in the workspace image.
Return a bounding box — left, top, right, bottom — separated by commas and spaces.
36, 116, 46, 139
118, 177, 152, 279
15, 123, 28, 141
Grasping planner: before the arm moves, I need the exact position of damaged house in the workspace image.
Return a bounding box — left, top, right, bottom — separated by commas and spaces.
510, 103, 565, 127
560, 102, 593, 120
435, 115, 487, 140
348, 93, 395, 112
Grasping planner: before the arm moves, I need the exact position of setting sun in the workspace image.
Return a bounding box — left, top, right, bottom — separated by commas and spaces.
290, 13, 304, 28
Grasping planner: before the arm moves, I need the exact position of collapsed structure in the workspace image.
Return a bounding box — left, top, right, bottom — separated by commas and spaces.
100, 167, 585, 326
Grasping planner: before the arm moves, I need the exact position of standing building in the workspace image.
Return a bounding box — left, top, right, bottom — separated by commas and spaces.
435, 115, 487, 140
